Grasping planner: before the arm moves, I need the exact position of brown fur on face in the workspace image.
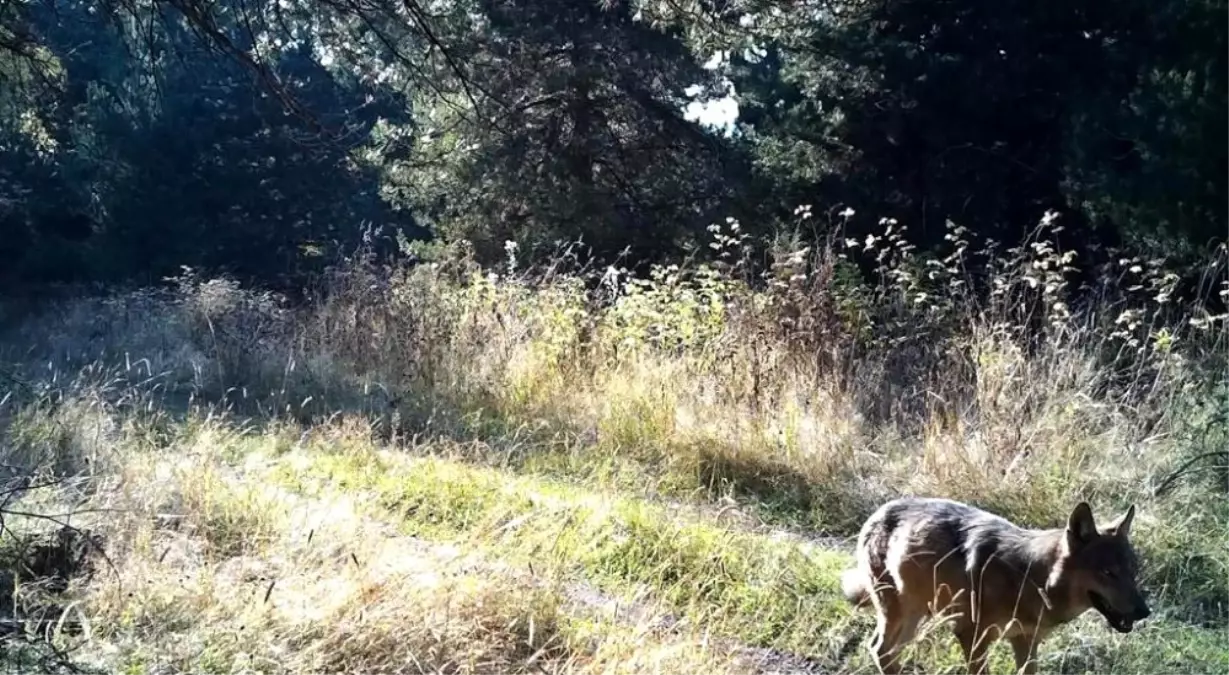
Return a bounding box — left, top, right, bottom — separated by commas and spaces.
1046, 502, 1149, 635
841, 498, 1150, 674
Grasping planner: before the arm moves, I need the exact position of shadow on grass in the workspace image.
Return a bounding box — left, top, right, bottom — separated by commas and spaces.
689, 440, 884, 536
182, 374, 889, 540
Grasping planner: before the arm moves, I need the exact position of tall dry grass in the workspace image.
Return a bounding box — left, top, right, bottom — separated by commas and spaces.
6, 212, 1227, 533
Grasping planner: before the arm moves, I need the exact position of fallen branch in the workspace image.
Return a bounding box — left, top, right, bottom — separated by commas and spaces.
1152, 451, 1229, 497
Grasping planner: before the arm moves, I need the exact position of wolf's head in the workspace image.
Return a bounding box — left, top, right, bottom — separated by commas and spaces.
1051, 502, 1151, 633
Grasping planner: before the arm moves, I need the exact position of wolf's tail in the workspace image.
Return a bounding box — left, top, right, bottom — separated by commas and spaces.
841, 568, 871, 607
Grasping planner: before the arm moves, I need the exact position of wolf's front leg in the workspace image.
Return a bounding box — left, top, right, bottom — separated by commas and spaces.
1008, 633, 1041, 674
953, 624, 993, 675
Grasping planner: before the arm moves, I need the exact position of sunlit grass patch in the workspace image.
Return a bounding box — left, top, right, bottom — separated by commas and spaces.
274, 445, 882, 666
69, 425, 767, 675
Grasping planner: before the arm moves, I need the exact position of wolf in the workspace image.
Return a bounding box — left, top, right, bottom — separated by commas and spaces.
841, 497, 1150, 674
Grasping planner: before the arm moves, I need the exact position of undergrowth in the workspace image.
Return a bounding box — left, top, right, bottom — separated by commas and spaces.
0, 211, 1225, 673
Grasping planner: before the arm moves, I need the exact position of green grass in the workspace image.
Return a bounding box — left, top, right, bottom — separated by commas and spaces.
42, 425, 763, 675
273, 445, 863, 665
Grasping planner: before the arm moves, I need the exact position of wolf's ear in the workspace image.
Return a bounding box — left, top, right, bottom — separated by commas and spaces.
1105, 504, 1135, 539
1067, 502, 1098, 546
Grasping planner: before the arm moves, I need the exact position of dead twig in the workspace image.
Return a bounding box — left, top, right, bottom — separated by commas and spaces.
1152, 451, 1229, 497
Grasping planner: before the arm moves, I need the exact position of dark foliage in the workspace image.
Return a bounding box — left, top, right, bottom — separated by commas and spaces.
0, 0, 1223, 290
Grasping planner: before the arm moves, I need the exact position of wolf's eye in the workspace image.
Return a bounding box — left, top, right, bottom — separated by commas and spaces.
1102, 568, 1117, 579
